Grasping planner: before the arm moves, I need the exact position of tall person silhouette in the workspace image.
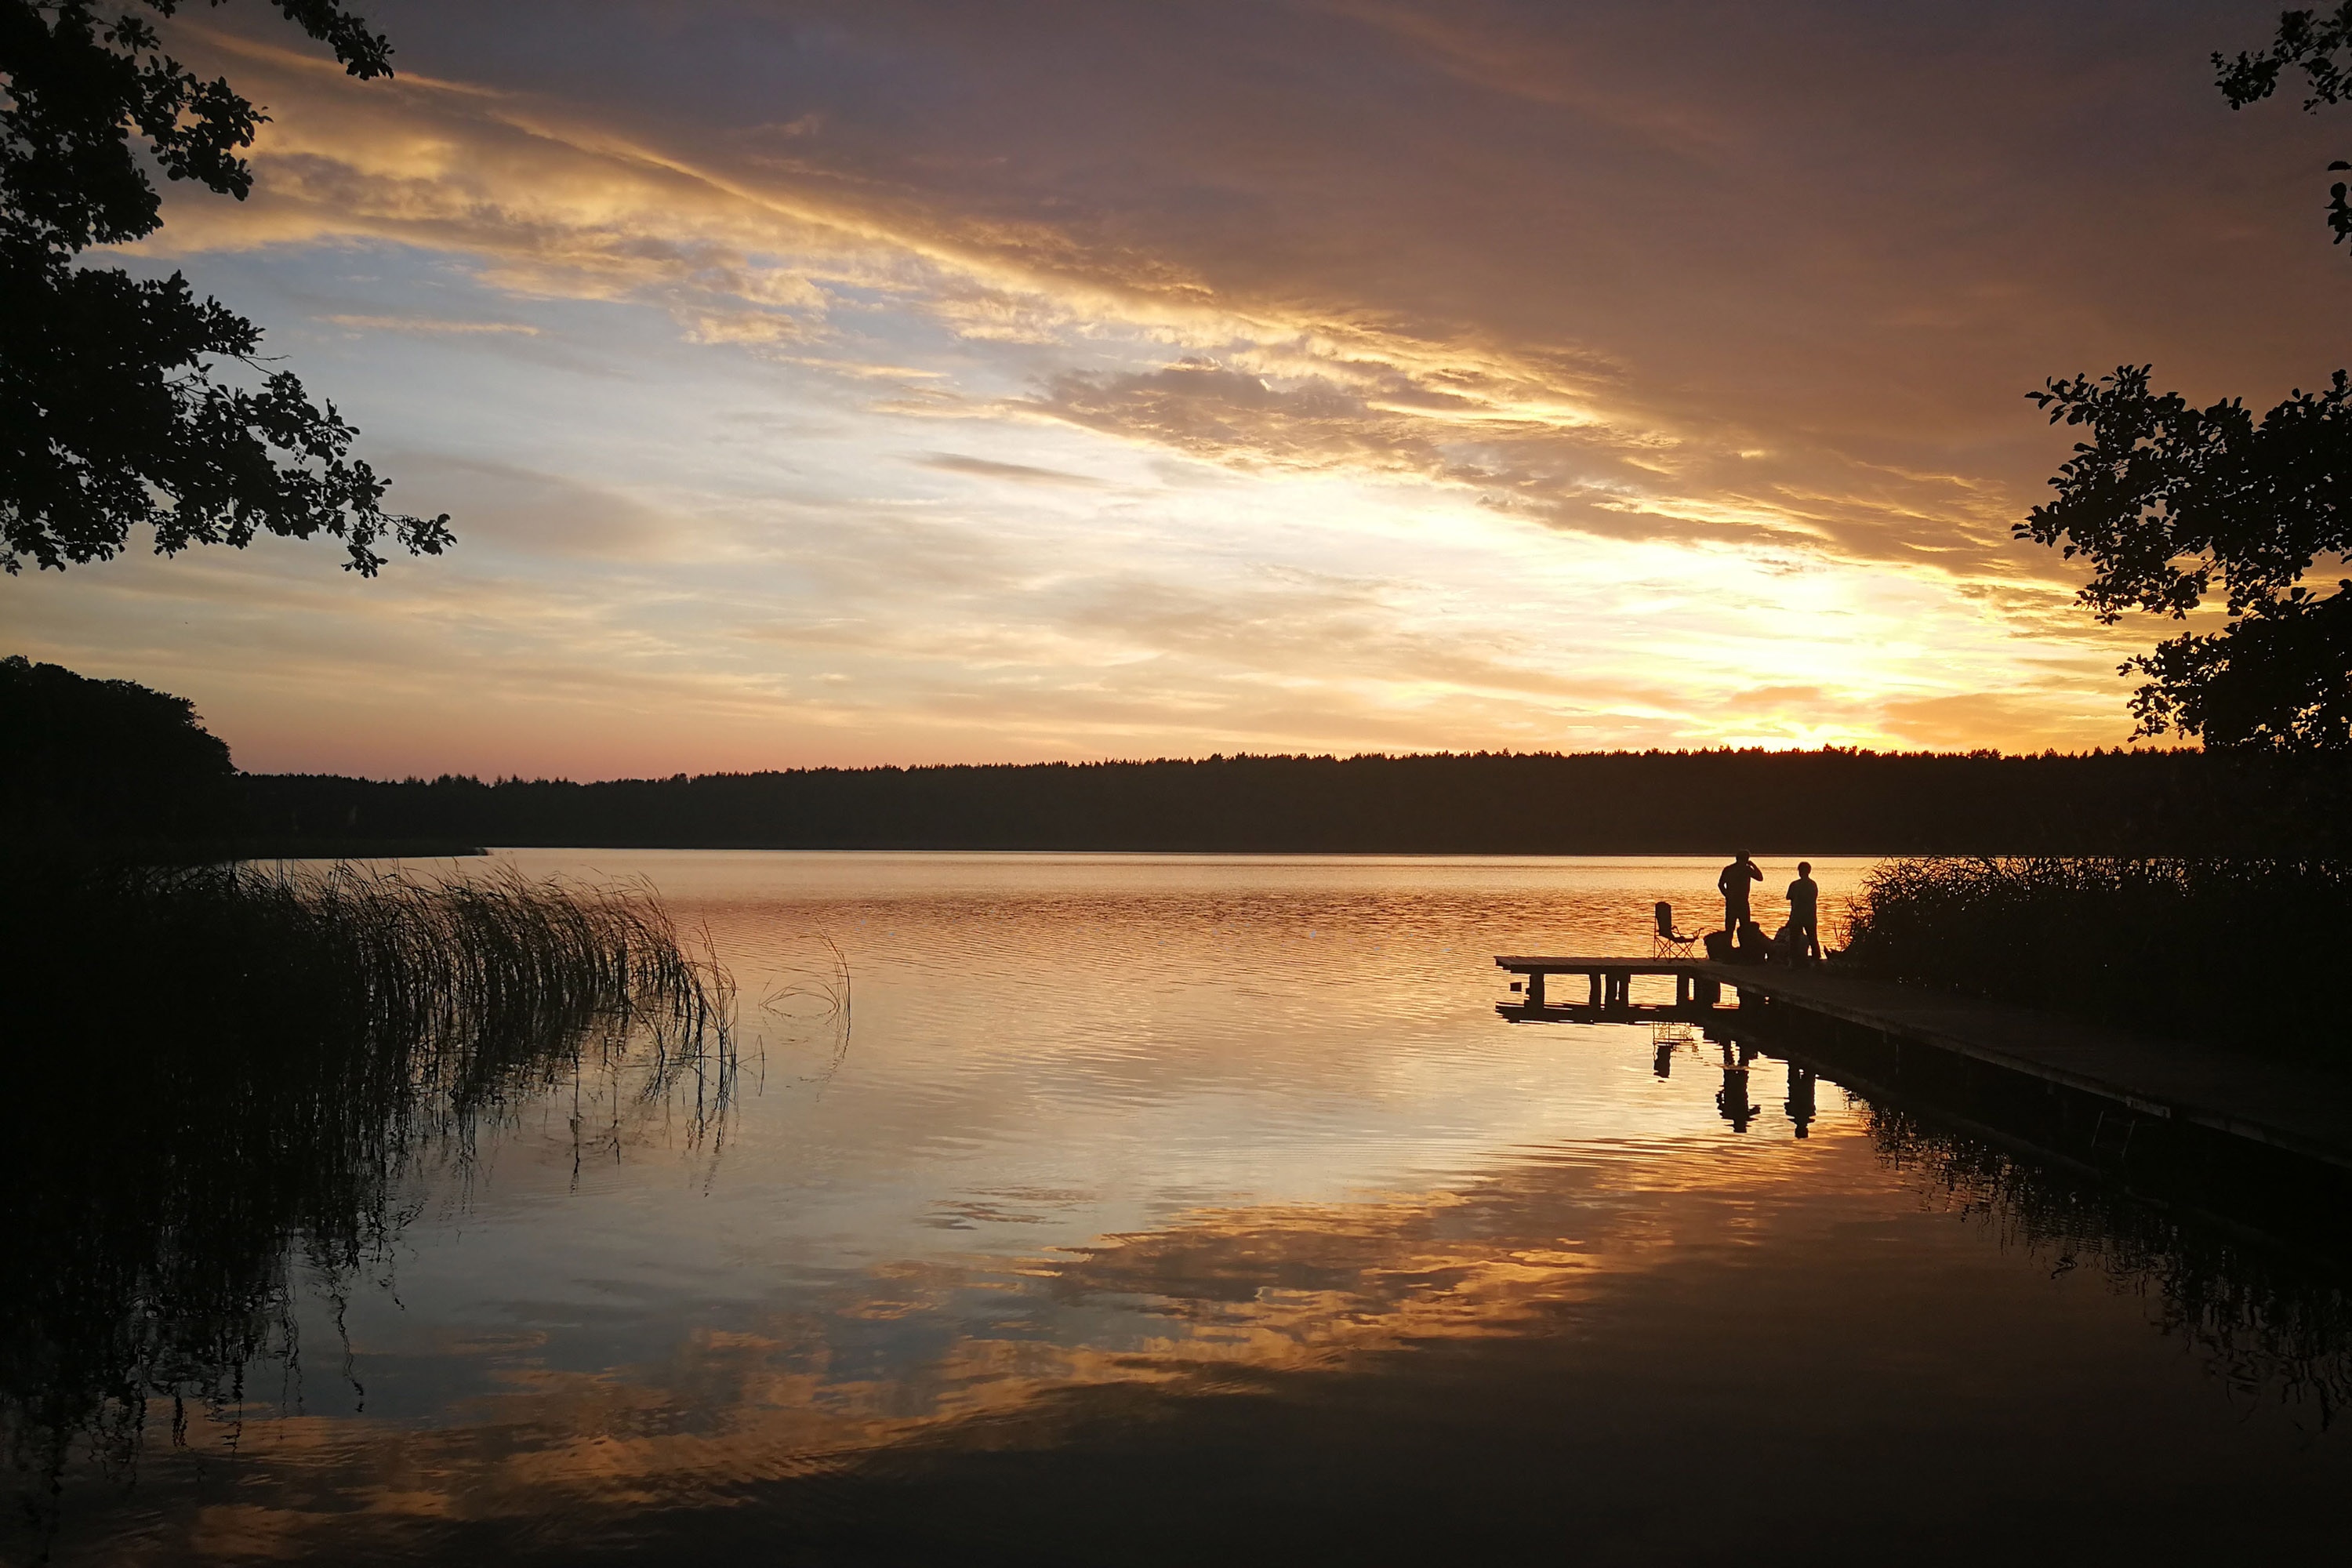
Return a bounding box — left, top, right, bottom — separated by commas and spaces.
1786, 861, 1822, 963
1717, 851, 1762, 935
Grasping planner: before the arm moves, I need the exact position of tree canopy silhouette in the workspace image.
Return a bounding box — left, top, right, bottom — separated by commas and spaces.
2017, 9, 2352, 751
0, 650, 236, 839
0, 0, 450, 576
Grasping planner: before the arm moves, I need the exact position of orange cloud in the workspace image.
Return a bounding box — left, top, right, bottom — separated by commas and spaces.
27, 2, 2323, 768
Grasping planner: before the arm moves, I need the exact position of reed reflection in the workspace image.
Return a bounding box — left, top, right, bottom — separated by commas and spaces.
0, 860, 738, 1559
1863, 1102, 2352, 1426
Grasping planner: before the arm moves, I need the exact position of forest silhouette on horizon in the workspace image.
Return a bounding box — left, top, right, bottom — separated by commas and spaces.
10, 649, 2347, 858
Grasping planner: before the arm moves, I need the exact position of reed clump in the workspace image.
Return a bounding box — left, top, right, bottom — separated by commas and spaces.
0, 858, 735, 1539
1839, 856, 2352, 1058
15, 857, 727, 1059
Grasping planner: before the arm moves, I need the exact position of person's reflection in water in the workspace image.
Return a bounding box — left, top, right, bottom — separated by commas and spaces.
1654, 1040, 1675, 1079
1784, 1064, 1817, 1139
1716, 1041, 1761, 1132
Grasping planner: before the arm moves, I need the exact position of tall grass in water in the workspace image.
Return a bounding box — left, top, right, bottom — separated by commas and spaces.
1840, 857, 2352, 1058
0, 859, 735, 1548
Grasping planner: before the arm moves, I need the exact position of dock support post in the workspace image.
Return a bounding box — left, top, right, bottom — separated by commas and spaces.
1528, 971, 1546, 1009
1588, 972, 1602, 1008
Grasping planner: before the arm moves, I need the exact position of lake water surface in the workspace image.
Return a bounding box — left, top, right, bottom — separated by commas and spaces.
18, 852, 2350, 1564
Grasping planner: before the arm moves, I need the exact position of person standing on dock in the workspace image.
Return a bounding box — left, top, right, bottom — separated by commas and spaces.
1786, 861, 1821, 964
1717, 851, 1762, 935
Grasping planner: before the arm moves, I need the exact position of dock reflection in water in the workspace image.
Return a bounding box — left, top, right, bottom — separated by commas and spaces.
7, 852, 2349, 1565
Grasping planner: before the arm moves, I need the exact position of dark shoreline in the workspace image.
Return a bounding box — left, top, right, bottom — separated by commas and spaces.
45, 837, 494, 864
238, 748, 2351, 858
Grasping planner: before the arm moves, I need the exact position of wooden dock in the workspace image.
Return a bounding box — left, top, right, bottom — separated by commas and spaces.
1494, 956, 1722, 1014
1496, 954, 2352, 1170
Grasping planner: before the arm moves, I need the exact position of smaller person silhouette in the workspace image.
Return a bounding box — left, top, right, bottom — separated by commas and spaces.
1717, 851, 1762, 935
1785, 860, 1821, 964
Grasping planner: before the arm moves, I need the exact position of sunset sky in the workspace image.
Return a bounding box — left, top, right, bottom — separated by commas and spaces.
6, 0, 2347, 777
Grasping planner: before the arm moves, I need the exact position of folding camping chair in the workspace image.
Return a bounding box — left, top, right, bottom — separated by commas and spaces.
1652, 900, 1699, 960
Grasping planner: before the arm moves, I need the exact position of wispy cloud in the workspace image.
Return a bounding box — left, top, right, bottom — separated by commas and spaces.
320, 313, 540, 335
914, 453, 1108, 488
33, 2, 2330, 772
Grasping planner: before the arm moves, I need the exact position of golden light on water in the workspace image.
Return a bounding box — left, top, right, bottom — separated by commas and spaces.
28, 853, 2352, 1562
153, 1123, 1892, 1563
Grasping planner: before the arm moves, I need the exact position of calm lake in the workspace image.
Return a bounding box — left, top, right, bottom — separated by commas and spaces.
16, 851, 2350, 1564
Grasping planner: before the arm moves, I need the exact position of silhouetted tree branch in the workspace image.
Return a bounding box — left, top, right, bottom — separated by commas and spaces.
2016, 11, 2352, 751
0, 0, 451, 575
2215, 2, 2352, 250
2019, 367, 2352, 750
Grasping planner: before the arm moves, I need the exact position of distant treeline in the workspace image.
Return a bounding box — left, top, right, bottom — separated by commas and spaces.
10, 655, 2346, 856
238, 750, 2350, 856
